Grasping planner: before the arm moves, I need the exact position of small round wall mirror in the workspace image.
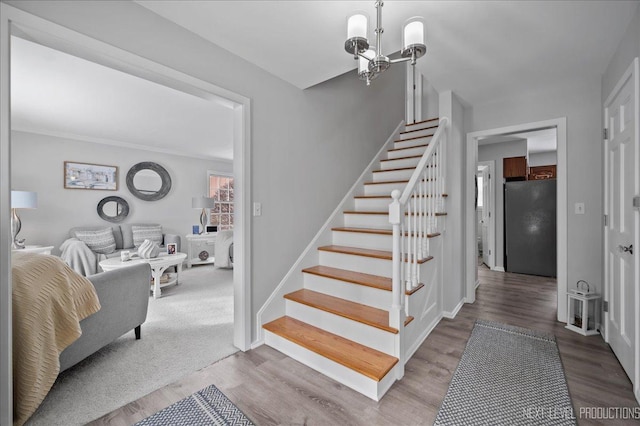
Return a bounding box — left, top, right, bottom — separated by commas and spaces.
97, 196, 130, 222
126, 162, 172, 201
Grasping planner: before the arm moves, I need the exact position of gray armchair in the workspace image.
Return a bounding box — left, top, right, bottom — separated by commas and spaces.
59, 263, 151, 372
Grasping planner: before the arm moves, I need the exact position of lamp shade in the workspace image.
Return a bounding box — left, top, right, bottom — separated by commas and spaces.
402, 17, 425, 49
192, 196, 215, 209
347, 12, 368, 40
11, 191, 37, 209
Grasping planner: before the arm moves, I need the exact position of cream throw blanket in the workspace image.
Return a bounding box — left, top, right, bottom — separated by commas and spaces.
12, 252, 101, 426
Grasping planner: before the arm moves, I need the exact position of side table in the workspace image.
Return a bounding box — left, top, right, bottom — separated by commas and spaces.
185, 233, 217, 268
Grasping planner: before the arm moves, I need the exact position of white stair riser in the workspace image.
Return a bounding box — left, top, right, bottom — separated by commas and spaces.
355, 197, 393, 211
333, 231, 441, 252
399, 128, 434, 140
387, 145, 427, 159
319, 251, 392, 278
405, 120, 438, 131
264, 331, 389, 401
285, 300, 395, 355
344, 214, 390, 229
364, 181, 440, 196
394, 136, 433, 150
303, 273, 392, 310
355, 197, 446, 211
380, 157, 421, 170
372, 168, 415, 182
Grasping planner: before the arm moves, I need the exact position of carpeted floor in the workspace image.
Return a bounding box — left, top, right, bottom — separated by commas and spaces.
26, 265, 237, 426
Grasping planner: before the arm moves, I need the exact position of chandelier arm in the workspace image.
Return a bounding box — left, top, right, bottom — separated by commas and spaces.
389, 57, 413, 64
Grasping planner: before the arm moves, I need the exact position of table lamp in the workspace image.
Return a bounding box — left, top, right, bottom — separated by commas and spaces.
192, 196, 215, 235
11, 190, 37, 249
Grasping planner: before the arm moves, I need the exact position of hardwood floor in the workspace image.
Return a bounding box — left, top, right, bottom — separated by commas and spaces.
90, 268, 638, 425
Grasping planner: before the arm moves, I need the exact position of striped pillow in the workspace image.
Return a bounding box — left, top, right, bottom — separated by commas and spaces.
132, 225, 163, 247
75, 228, 116, 254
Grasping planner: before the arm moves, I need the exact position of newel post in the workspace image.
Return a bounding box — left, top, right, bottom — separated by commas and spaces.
389, 190, 406, 378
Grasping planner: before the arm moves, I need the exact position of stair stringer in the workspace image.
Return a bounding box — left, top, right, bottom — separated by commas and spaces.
403, 233, 444, 360
254, 121, 405, 346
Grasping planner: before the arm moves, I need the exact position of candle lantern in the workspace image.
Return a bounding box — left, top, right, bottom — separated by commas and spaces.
565, 280, 601, 336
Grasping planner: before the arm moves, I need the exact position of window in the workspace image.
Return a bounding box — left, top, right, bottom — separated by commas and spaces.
208, 174, 234, 230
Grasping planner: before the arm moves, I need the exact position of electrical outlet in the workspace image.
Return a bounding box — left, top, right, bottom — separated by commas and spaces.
574, 202, 585, 215
253, 202, 262, 216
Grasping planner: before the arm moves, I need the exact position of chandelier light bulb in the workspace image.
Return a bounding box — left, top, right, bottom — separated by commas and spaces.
358, 49, 376, 74
403, 18, 425, 50
347, 13, 368, 40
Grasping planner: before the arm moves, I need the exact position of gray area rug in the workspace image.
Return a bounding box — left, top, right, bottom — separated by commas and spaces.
434, 320, 576, 426
26, 265, 237, 426
135, 384, 253, 426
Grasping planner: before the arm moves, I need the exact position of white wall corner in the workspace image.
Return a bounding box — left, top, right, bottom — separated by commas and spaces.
492, 266, 505, 272
405, 313, 442, 360
442, 298, 465, 319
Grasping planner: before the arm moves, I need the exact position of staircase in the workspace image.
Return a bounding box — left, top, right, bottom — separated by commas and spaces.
263, 117, 448, 401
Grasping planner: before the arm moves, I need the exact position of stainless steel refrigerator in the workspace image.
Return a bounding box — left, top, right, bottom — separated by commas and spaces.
504, 180, 557, 277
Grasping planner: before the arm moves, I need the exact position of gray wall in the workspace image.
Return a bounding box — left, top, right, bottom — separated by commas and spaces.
529, 151, 557, 167
465, 75, 602, 293
11, 131, 232, 253
602, 4, 640, 102
478, 140, 528, 270
8, 1, 406, 341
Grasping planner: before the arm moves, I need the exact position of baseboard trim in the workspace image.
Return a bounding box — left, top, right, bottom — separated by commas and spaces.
492, 266, 505, 272
250, 339, 264, 350
475, 279, 480, 289
442, 299, 465, 319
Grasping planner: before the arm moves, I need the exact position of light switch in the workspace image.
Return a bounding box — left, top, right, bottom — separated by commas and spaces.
574, 202, 585, 215
253, 202, 262, 216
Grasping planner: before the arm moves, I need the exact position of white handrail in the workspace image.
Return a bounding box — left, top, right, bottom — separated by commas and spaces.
388, 117, 448, 370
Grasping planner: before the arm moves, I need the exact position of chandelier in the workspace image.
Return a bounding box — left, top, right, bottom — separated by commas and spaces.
345, 1, 426, 85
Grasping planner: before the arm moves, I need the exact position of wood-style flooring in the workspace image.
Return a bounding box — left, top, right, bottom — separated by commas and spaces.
90, 268, 639, 425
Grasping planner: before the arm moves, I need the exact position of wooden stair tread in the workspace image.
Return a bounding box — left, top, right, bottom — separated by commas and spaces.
388, 143, 429, 152
363, 178, 435, 186
380, 154, 422, 162
302, 265, 425, 295
332, 227, 441, 238
318, 245, 433, 264
394, 134, 435, 143
285, 289, 401, 334
400, 125, 438, 135
373, 166, 439, 173
405, 117, 439, 126
354, 194, 448, 199
343, 211, 447, 217
263, 316, 398, 381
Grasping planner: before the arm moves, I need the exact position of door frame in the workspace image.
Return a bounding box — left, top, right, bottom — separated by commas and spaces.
0, 4, 254, 423
477, 160, 496, 270
603, 57, 640, 403
465, 118, 567, 319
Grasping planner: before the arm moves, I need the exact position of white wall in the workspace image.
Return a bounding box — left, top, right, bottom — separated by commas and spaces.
11, 131, 232, 253
7, 1, 406, 342
465, 76, 602, 294
422, 76, 439, 120
529, 151, 557, 167
478, 140, 527, 270
440, 90, 466, 313
602, 4, 640, 101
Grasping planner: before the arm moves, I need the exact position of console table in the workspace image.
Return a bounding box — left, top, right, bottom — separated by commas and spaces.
185, 233, 217, 268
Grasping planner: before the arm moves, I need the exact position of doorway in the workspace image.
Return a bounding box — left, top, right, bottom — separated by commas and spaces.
476, 161, 495, 270
0, 5, 252, 424
465, 118, 567, 323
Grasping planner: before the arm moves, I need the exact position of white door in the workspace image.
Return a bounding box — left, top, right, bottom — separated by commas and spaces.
604, 57, 639, 393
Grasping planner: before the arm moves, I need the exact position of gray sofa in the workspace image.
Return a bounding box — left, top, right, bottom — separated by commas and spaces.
59, 262, 151, 372
68, 223, 181, 259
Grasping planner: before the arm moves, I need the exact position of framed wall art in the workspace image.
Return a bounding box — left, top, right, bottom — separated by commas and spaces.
64, 161, 118, 190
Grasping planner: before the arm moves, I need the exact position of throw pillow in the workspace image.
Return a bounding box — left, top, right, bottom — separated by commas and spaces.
132, 225, 163, 247
75, 228, 116, 254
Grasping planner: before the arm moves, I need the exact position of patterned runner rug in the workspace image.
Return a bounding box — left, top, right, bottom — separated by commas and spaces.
135, 384, 254, 426
434, 320, 576, 425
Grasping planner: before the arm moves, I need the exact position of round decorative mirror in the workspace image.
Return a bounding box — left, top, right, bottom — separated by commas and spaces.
126, 162, 172, 201
97, 196, 130, 222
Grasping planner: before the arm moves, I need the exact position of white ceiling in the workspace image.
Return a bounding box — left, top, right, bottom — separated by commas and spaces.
138, 0, 638, 105
11, 36, 235, 161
